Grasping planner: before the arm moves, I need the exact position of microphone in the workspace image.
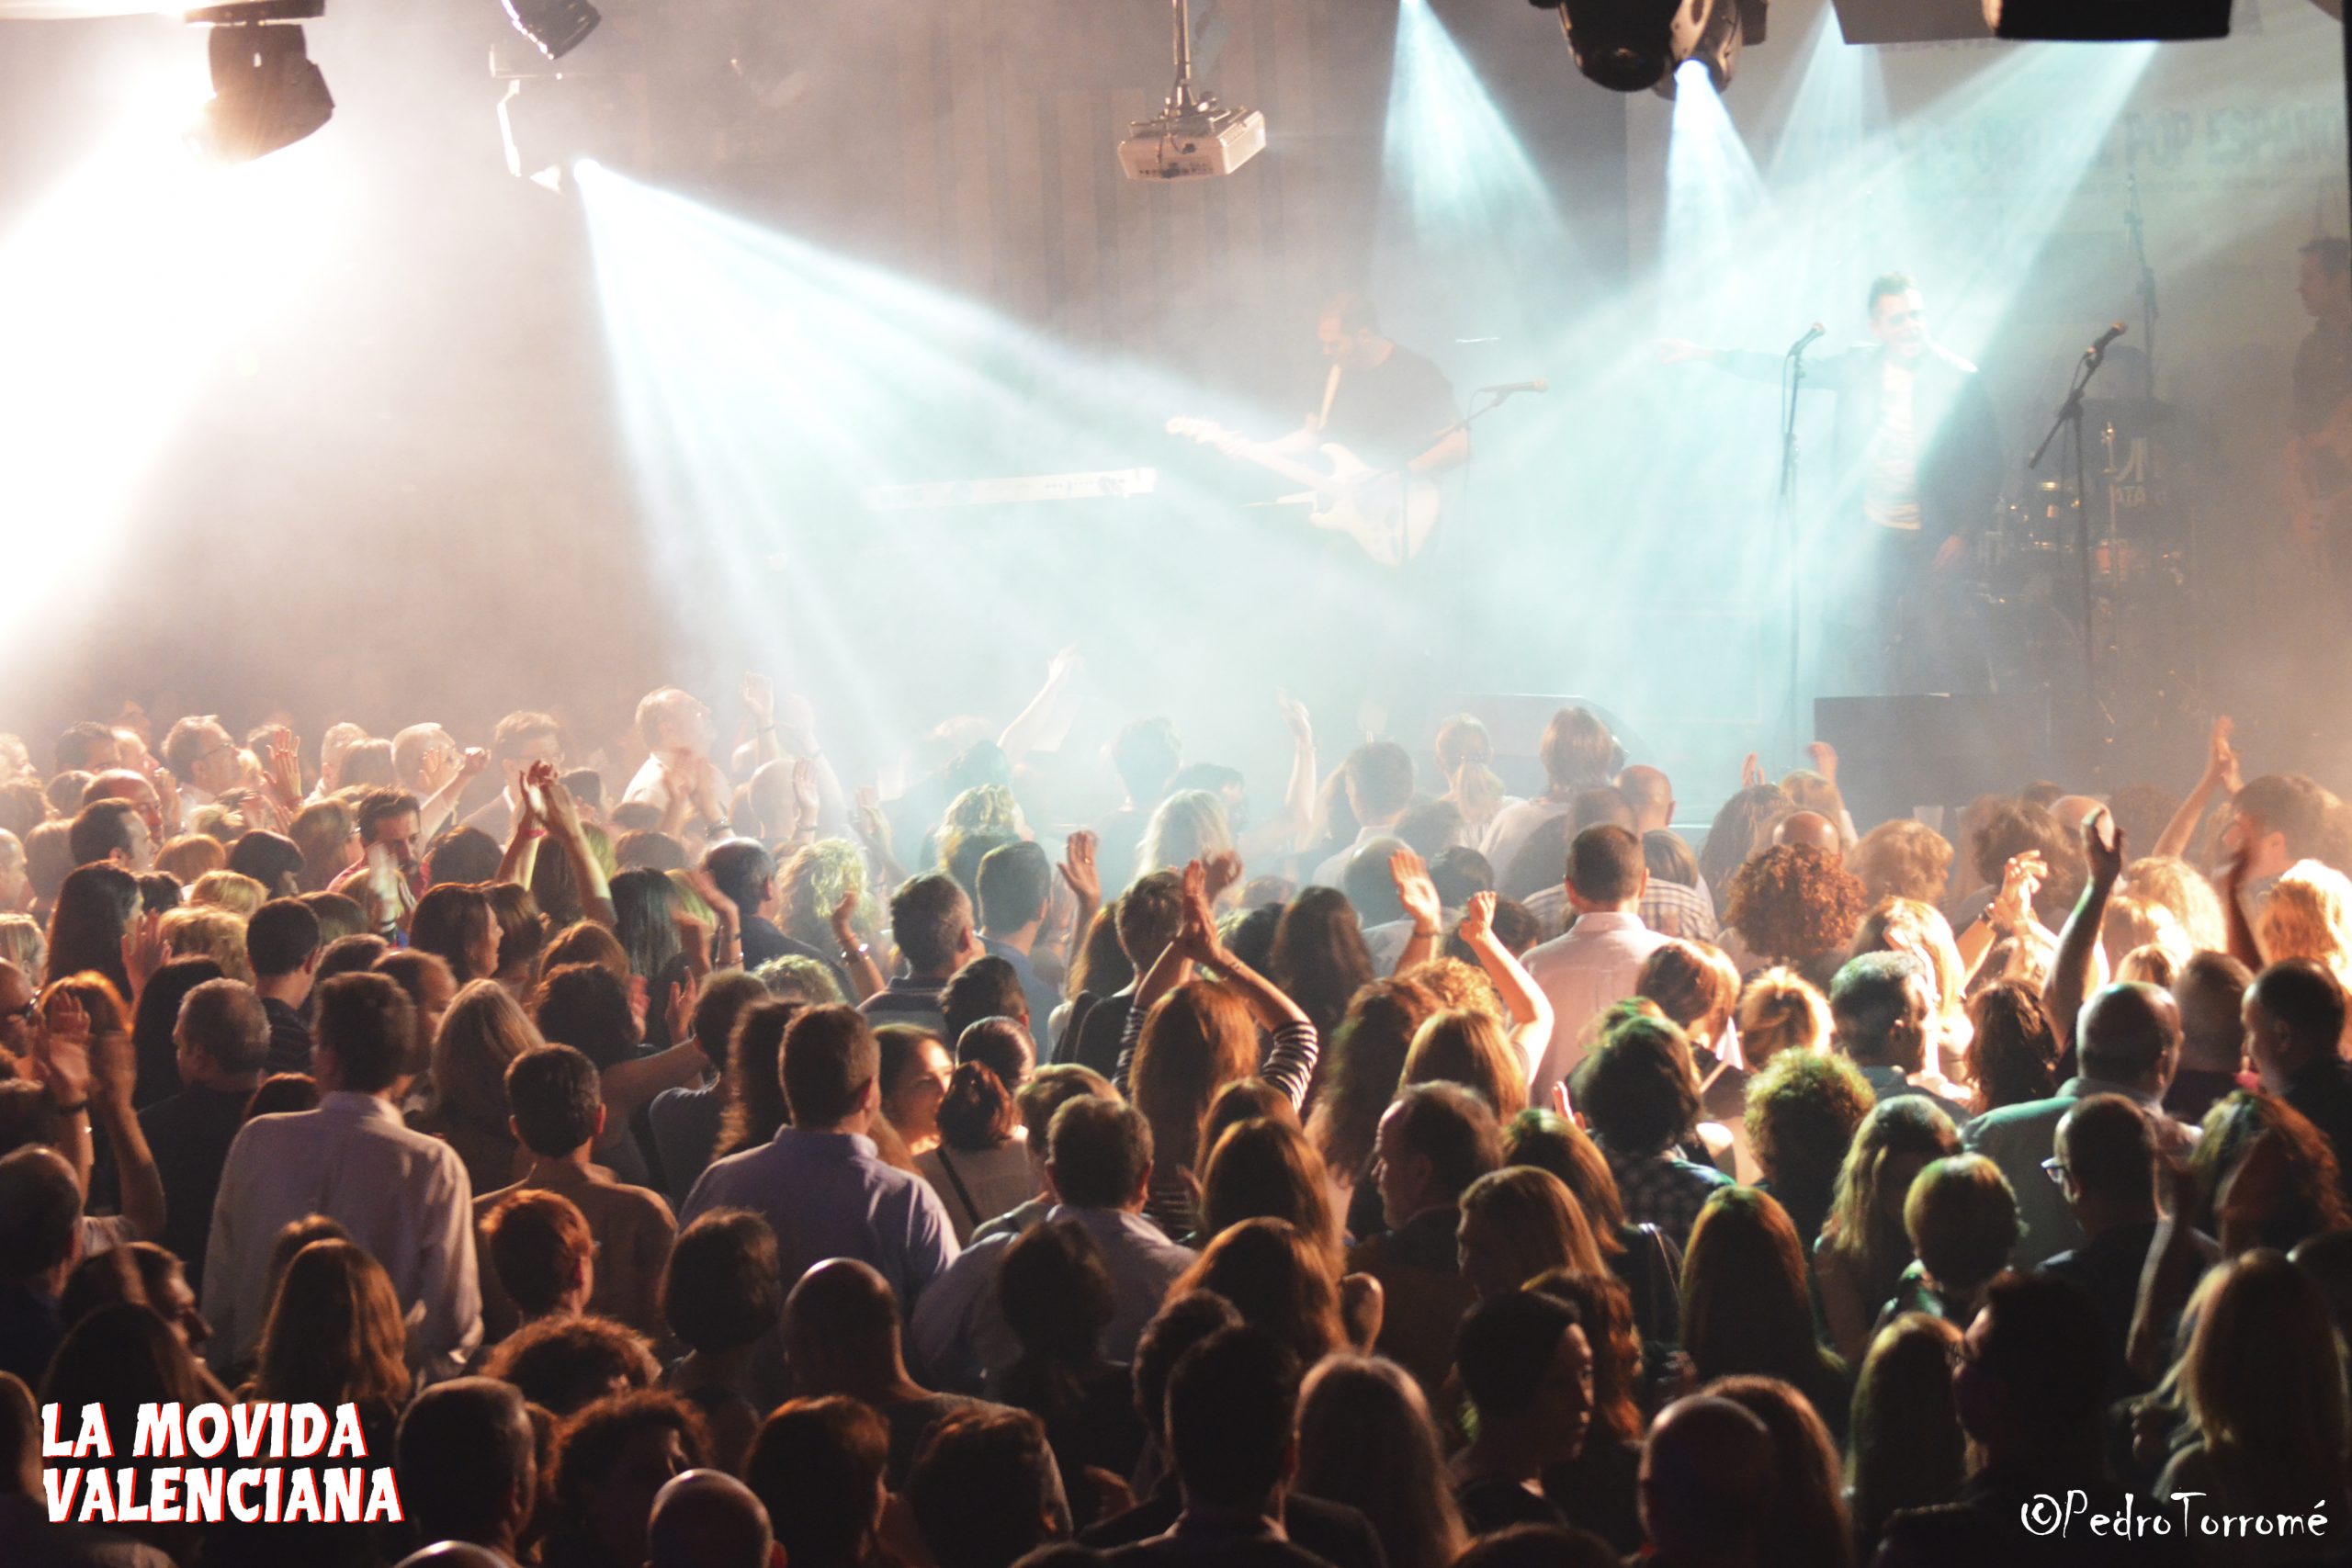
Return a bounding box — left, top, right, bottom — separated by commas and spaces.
2086, 321, 2127, 358
1786, 321, 1826, 356
1475, 378, 1549, 397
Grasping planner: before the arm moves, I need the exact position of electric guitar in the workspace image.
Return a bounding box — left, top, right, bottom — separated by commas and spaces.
1167, 416, 1442, 566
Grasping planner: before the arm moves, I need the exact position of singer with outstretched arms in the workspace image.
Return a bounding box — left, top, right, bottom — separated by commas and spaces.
1659, 272, 2004, 693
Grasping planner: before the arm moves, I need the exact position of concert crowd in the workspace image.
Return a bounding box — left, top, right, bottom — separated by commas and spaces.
1, 680, 2346, 1568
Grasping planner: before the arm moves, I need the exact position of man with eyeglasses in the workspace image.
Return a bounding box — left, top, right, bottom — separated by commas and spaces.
2036, 1094, 2218, 1404
1657, 273, 2003, 694
159, 716, 246, 829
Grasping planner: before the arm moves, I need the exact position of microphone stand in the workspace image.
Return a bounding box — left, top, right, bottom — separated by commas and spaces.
1779, 331, 1815, 760
2028, 338, 2116, 765
2125, 175, 2157, 374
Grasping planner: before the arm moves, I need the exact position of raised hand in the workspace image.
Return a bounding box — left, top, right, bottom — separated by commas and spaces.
458, 747, 492, 783
265, 728, 304, 809
1990, 851, 2047, 933
790, 758, 821, 825
2084, 807, 2126, 886
1457, 889, 1498, 948
1804, 740, 1839, 784
1171, 861, 1221, 964
1058, 830, 1101, 905
1741, 751, 1765, 789
121, 910, 167, 997
2206, 715, 2241, 795
1389, 847, 1442, 933
1275, 690, 1314, 744
1046, 644, 1083, 685
741, 671, 775, 725
830, 889, 863, 945
667, 973, 701, 1050
35, 990, 93, 1106
851, 786, 889, 847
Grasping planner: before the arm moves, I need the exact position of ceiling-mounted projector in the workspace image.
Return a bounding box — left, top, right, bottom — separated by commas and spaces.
1119, 0, 1265, 181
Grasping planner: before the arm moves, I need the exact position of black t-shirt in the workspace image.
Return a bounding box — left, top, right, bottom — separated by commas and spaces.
1321, 345, 1458, 473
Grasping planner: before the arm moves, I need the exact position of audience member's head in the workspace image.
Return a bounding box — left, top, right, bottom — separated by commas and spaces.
1637, 1395, 1778, 1567
397, 1378, 538, 1556
744, 1395, 889, 1568
1374, 1080, 1502, 1231
906, 1409, 1070, 1568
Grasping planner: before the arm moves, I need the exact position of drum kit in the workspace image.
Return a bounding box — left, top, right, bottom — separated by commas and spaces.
1973, 402, 2200, 729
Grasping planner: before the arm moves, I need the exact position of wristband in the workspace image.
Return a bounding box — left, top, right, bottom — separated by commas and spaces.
1412, 926, 1443, 940
840, 941, 871, 964
51, 1098, 88, 1117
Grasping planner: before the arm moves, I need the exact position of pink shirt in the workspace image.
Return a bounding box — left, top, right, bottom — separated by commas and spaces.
1521, 911, 1668, 1107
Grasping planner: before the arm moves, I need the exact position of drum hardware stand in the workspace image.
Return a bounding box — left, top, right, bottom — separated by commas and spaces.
2029, 332, 2120, 771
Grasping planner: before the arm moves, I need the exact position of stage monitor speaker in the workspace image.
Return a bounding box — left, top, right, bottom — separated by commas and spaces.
1832, 0, 2233, 41
1814, 694, 2048, 827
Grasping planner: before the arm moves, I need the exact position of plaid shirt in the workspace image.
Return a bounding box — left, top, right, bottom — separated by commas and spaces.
1600, 1140, 1735, 1255
1519, 879, 1717, 945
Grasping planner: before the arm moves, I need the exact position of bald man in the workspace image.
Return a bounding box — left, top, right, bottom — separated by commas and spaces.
1964, 982, 2195, 1269
1770, 809, 1842, 854
648, 1470, 779, 1568
1638, 1395, 1777, 1568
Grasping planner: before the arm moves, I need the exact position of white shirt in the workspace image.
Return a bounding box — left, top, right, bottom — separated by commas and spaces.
1866, 361, 1922, 531
1521, 910, 1668, 1107
201, 1091, 481, 1381
1310, 823, 1396, 890
909, 1204, 1196, 1394
1480, 795, 1573, 888
621, 752, 732, 814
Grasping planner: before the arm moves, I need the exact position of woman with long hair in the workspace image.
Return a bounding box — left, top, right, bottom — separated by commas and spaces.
1501, 1108, 1681, 1346
713, 997, 805, 1159
1846, 1314, 1966, 1558
1296, 1356, 1468, 1568
127, 954, 224, 1108
43, 862, 138, 996
1849, 897, 1972, 1087
2256, 860, 2352, 987
1815, 1097, 1962, 1364
483, 879, 548, 993
226, 829, 305, 899
1307, 976, 1440, 1236
1200, 1115, 1342, 1271
1457, 1166, 1607, 1301
1402, 1007, 1530, 1122
288, 798, 358, 893
1523, 1268, 1647, 1553
915, 1018, 1039, 1242
2157, 1249, 2352, 1564
1707, 1373, 1856, 1568
428, 978, 545, 1193
1270, 885, 1375, 1045
40, 1303, 226, 1562
1681, 1188, 1849, 1440
1699, 783, 1792, 899
1962, 979, 2060, 1114
876, 1024, 952, 1159
1137, 789, 1235, 883
252, 1238, 412, 1411
1125, 865, 1321, 1239
992, 1218, 1147, 1527
2189, 1090, 2352, 1253
1169, 1216, 1345, 1366
410, 881, 499, 987
1847, 818, 1954, 908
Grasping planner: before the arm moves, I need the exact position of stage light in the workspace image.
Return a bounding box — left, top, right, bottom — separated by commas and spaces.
193, 11, 333, 164
1120, 0, 1264, 179
1544, 0, 1766, 95
502, 0, 598, 62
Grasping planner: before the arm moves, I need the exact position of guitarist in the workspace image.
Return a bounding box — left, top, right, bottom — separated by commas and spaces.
1249, 292, 1467, 566
2289, 237, 2352, 569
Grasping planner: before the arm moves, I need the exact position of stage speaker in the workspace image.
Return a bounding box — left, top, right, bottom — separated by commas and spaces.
1814, 694, 2049, 827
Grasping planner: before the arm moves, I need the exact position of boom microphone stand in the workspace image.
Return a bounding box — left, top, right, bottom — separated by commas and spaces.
1780, 322, 1823, 758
